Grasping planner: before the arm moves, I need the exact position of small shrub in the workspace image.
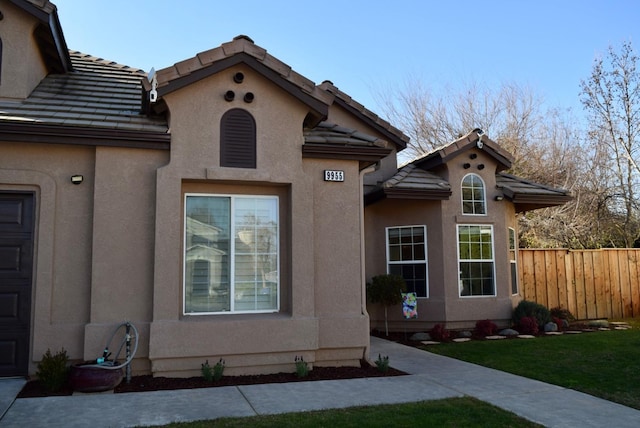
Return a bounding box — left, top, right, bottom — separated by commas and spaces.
201, 360, 213, 382
36, 348, 69, 392
294, 356, 309, 378
367, 274, 407, 336
375, 354, 390, 373
550, 307, 576, 323
213, 358, 225, 381
518, 316, 539, 335
202, 358, 226, 382
552, 317, 564, 332
429, 324, 450, 341
513, 300, 551, 329
475, 319, 498, 337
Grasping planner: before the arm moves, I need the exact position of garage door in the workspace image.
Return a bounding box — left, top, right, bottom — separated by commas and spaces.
0, 192, 34, 377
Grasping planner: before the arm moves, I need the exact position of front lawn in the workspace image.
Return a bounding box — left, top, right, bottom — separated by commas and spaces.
426, 319, 640, 410
163, 397, 542, 427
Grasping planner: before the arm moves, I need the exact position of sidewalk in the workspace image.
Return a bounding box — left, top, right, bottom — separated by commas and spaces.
2, 337, 639, 427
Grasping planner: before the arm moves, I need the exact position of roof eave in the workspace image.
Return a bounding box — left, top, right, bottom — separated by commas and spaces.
302, 144, 392, 170
0, 122, 170, 150
364, 187, 451, 206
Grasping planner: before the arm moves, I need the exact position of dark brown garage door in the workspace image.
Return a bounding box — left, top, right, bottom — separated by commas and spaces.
0, 192, 34, 377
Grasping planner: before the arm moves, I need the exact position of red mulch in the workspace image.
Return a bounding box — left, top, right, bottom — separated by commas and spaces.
17, 359, 406, 398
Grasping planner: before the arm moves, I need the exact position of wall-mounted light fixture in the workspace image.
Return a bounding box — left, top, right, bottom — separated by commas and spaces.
70, 175, 83, 185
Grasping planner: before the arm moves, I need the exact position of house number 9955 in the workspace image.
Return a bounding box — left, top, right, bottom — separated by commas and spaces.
324, 170, 345, 182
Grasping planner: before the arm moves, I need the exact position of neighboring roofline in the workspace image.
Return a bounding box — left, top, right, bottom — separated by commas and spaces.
10, 0, 73, 73
0, 122, 170, 150
319, 81, 409, 151
413, 129, 514, 172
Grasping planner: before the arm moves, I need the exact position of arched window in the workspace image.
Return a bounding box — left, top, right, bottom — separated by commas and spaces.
220, 109, 256, 168
461, 173, 486, 215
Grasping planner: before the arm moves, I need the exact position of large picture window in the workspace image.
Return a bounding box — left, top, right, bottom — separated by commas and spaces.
386, 226, 428, 297
461, 174, 486, 215
458, 225, 495, 297
184, 194, 279, 314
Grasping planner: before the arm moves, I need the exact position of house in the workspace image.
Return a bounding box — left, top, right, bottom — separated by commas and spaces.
0, 0, 569, 379
364, 130, 571, 331
0, 0, 408, 378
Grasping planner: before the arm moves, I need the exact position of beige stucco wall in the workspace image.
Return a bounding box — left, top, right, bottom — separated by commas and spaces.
0, 1, 49, 99
149, 64, 369, 376
0, 142, 95, 373
365, 147, 520, 331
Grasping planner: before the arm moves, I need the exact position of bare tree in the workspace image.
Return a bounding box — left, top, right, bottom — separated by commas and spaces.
580, 41, 640, 247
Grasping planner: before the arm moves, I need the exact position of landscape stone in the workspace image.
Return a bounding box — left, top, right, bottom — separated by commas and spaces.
498, 328, 519, 336
458, 330, 473, 338
517, 334, 536, 339
409, 332, 431, 341
588, 319, 609, 328
486, 335, 506, 340
453, 338, 471, 343
544, 322, 558, 332
421, 341, 440, 345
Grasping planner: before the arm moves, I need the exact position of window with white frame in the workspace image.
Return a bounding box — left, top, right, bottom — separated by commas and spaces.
386, 226, 428, 297
461, 173, 486, 215
184, 194, 279, 314
509, 227, 518, 295
458, 225, 495, 296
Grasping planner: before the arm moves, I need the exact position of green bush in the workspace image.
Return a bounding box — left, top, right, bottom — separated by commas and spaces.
294, 356, 309, 378
550, 307, 576, 322
36, 348, 69, 392
375, 354, 390, 373
513, 300, 551, 329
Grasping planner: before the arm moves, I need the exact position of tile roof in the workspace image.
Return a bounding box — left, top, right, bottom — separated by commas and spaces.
496, 172, 572, 211
318, 81, 409, 151
304, 122, 388, 148
0, 52, 168, 133
410, 129, 514, 171
382, 164, 451, 192
150, 35, 332, 127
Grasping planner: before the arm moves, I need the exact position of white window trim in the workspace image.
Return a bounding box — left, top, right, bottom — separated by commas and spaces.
509, 227, 519, 296
457, 224, 496, 298
461, 173, 487, 216
183, 193, 280, 315
385, 225, 429, 298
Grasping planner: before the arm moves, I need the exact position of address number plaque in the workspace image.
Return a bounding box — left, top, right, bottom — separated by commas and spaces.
324, 170, 345, 182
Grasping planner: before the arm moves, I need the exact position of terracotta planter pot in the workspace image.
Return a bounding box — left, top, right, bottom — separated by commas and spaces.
69, 363, 124, 392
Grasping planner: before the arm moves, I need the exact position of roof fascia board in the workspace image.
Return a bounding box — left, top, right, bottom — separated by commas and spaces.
302, 144, 391, 163
156, 53, 328, 122
0, 122, 170, 150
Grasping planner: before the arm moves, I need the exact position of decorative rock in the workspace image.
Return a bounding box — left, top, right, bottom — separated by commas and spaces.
458, 330, 473, 338
517, 334, 536, 339
453, 338, 471, 343
562, 319, 570, 329
498, 328, 519, 336
421, 341, 440, 345
588, 319, 609, 328
564, 330, 582, 334
410, 332, 431, 341
485, 335, 506, 340
545, 331, 563, 335
544, 322, 558, 332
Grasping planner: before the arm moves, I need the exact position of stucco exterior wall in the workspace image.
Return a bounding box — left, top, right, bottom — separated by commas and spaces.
365, 147, 520, 331
148, 65, 369, 376
0, 1, 48, 99
0, 142, 95, 373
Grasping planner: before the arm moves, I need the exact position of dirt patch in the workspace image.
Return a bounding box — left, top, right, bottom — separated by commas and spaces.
18, 360, 406, 398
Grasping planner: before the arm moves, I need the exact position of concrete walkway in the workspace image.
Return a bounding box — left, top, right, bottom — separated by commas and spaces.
1, 337, 639, 427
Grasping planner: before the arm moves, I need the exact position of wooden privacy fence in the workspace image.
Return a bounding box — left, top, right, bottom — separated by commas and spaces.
518, 249, 640, 320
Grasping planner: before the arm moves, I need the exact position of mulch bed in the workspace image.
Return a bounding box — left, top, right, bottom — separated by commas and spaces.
17, 359, 406, 398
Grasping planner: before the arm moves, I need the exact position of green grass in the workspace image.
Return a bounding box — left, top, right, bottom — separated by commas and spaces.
162, 397, 542, 427
427, 319, 640, 410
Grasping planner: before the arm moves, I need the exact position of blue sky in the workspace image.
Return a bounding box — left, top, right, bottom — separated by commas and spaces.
53, 0, 640, 119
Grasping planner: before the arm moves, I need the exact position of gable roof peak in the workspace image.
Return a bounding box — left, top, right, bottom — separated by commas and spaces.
411, 129, 514, 172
